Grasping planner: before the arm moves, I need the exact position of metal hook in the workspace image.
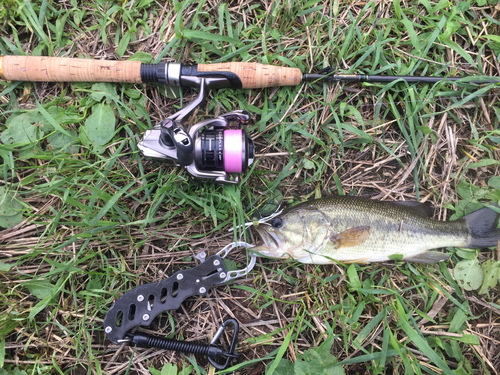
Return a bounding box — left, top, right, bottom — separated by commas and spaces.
216, 241, 257, 283
208, 318, 240, 370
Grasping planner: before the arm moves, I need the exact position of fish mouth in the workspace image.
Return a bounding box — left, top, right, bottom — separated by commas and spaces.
251, 227, 284, 256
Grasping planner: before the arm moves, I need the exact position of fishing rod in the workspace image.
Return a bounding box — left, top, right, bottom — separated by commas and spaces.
1, 56, 499, 183
2, 56, 499, 86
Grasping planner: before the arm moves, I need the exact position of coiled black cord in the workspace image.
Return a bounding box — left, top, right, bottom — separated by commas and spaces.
129, 330, 239, 370
132, 333, 220, 357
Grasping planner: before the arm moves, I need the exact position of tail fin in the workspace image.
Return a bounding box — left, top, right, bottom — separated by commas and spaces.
464, 205, 500, 248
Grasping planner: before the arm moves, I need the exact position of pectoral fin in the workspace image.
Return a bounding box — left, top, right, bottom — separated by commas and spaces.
330, 226, 371, 248
403, 251, 450, 264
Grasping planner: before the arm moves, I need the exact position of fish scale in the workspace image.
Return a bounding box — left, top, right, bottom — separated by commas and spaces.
251, 196, 498, 265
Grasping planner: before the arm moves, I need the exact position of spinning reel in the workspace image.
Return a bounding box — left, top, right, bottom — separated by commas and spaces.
137, 69, 255, 184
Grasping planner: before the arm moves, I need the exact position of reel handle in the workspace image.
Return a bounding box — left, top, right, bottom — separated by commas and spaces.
159, 120, 194, 166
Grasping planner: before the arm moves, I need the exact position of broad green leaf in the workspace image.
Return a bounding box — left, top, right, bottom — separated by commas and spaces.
91, 83, 118, 102
486, 189, 500, 202
129, 51, 152, 63
79, 126, 91, 147
294, 337, 344, 375
124, 89, 142, 99
222, 258, 237, 272
478, 260, 500, 295
388, 254, 404, 261
46, 106, 84, 124
3, 369, 27, 375
272, 337, 344, 375
5, 110, 45, 129
0, 213, 23, 229
84, 103, 116, 146
347, 264, 361, 289
24, 280, 54, 299
303, 159, 315, 170
163, 85, 183, 99
116, 30, 132, 58
401, 18, 420, 52
456, 182, 479, 200
29, 296, 54, 320
137, 0, 156, 8
48, 129, 79, 153
454, 259, 483, 291
0, 262, 12, 272
178, 365, 193, 375
440, 20, 460, 41
488, 176, 500, 189
449, 307, 468, 333
453, 334, 480, 345
482, 34, 500, 44
0, 187, 23, 229
466, 159, 500, 169
259, 191, 283, 216
439, 38, 475, 66
86, 275, 103, 291
417, 126, 433, 135
159, 362, 178, 375
393, 0, 401, 19
36, 101, 78, 140
268, 358, 294, 375
28, 277, 65, 320
0, 187, 22, 216
0, 113, 43, 145
455, 248, 478, 260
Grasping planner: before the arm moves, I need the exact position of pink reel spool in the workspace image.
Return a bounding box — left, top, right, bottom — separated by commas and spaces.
223, 130, 244, 173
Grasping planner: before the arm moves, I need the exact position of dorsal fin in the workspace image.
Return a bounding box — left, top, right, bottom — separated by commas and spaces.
391, 201, 434, 218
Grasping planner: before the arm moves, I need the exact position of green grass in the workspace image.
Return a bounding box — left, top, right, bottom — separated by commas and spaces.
1, 0, 500, 374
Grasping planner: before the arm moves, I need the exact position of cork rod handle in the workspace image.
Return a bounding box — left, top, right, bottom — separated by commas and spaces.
0, 56, 142, 83
197, 62, 302, 89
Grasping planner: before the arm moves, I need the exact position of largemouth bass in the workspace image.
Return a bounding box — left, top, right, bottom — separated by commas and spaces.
251, 196, 500, 264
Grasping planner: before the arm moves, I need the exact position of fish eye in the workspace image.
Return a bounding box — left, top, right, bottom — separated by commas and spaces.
271, 218, 283, 228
